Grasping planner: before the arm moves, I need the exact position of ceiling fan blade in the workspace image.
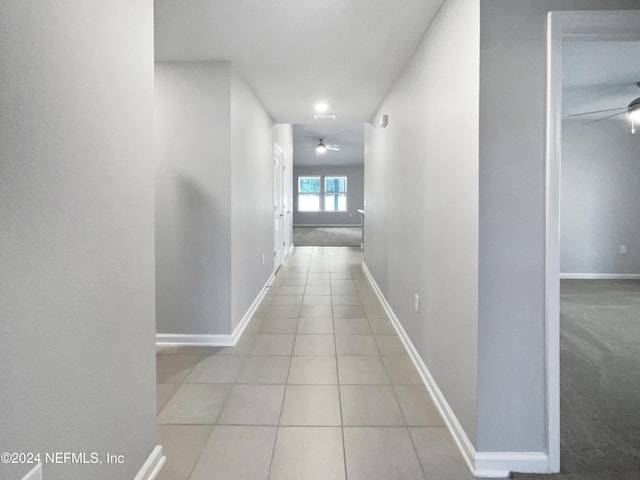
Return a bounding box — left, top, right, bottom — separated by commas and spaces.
584, 110, 628, 126
326, 146, 340, 151
569, 106, 627, 117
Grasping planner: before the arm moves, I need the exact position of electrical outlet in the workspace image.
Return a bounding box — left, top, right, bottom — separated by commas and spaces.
414, 294, 420, 313
620, 245, 627, 254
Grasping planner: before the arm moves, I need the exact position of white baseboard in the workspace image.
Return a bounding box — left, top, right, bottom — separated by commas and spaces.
230, 271, 276, 344
474, 452, 550, 477
18, 447, 166, 480
134, 445, 165, 480
362, 262, 549, 478
155, 272, 275, 347
560, 273, 640, 279
293, 224, 360, 227
155, 333, 235, 346
21, 464, 42, 480
361, 262, 478, 475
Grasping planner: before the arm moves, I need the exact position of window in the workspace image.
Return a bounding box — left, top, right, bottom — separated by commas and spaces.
324, 176, 347, 212
298, 176, 321, 211
297, 175, 348, 212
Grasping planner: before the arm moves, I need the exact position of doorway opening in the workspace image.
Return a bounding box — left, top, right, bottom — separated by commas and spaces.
291, 123, 366, 249
545, 11, 640, 476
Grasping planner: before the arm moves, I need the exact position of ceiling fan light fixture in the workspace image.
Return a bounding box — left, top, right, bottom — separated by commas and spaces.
316, 139, 327, 155
628, 100, 640, 121
628, 97, 640, 134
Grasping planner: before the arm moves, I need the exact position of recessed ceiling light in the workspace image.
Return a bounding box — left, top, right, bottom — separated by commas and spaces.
314, 102, 329, 113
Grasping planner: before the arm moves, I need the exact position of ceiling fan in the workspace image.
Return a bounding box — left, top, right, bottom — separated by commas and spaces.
314, 138, 340, 156
569, 81, 640, 134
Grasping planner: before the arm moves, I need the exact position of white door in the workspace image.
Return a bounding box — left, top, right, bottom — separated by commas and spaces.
273, 145, 285, 271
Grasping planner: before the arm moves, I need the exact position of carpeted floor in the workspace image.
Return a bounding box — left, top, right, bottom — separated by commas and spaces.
293, 226, 362, 247
514, 280, 640, 480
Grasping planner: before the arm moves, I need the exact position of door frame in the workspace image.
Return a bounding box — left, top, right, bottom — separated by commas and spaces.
545, 10, 640, 472
273, 144, 285, 272
282, 146, 293, 259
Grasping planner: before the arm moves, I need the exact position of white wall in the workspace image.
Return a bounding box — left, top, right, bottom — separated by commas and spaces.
478, 0, 640, 454
155, 62, 232, 335
0, 2, 157, 480
231, 70, 279, 330
561, 120, 640, 275
365, 0, 480, 446
293, 166, 365, 226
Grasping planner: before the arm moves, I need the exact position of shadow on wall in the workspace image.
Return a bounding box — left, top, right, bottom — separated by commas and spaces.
156, 172, 231, 334
176, 173, 208, 294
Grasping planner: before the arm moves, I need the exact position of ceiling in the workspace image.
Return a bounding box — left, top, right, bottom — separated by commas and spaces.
155, 0, 444, 123
563, 40, 640, 120
293, 123, 364, 167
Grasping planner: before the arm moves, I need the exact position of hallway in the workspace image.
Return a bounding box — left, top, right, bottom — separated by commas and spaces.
156, 247, 473, 480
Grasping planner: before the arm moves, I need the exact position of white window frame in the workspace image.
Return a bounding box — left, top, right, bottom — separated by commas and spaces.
323, 176, 348, 212
296, 175, 348, 212
297, 176, 322, 212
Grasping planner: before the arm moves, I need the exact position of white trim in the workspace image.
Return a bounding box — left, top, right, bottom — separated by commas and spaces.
21, 464, 42, 480
156, 333, 234, 347
293, 224, 361, 227
230, 271, 276, 343
474, 452, 550, 478
560, 273, 640, 280
361, 262, 478, 476
545, 12, 563, 473
134, 445, 165, 480
155, 272, 275, 347
545, 11, 640, 473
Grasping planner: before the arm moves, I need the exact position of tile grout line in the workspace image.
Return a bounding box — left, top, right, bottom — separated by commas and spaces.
184, 422, 217, 480
265, 259, 308, 480
329, 256, 350, 480
164, 422, 430, 428
207, 336, 252, 427
162, 352, 220, 480
390, 377, 430, 480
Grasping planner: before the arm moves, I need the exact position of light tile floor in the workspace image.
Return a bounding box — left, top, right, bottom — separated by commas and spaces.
156, 246, 475, 480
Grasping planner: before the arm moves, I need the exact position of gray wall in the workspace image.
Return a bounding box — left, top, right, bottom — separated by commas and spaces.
478, 0, 640, 453
231, 70, 278, 329
155, 62, 232, 335
0, 2, 157, 479
155, 63, 283, 336
293, 166, 364, 226
365, 0, 480, 446
561, 120, 640, 274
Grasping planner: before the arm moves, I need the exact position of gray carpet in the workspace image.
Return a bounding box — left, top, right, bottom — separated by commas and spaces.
293, 226, 362, 247
515, 280, 640, 480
